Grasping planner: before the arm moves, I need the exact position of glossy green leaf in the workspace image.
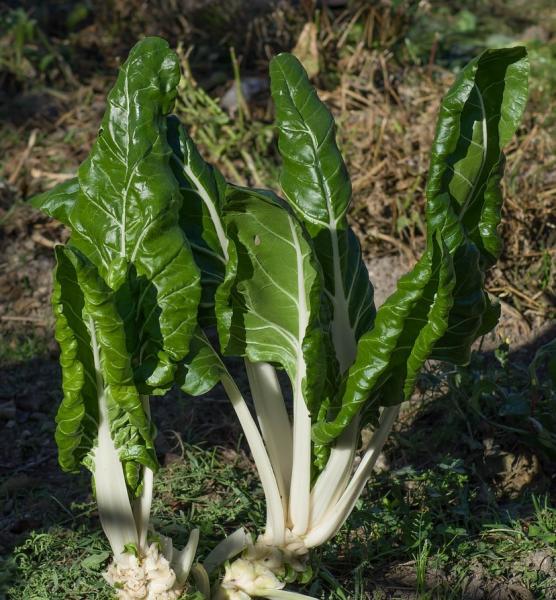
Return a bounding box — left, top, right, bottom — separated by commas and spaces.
166, 116, 237, 398
30, 177, 78, 224
74, 37, 200, 369
53, 246, 157, 491
372, 237, 454, 407
31, 38, 202, 391
167, 115, 228, 327
270, 53, 374, 372
270, 53, 351, 229
221, 186, 329, 415
176, 328, 226, 396
53, 246, 98, 473
313, 234, 454, 444
426, 47, 529, 363
312, 47, 528, 444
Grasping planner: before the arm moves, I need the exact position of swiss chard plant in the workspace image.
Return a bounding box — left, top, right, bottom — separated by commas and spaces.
172, 48, 529, 599
33, 36, 528, 600
32, 38, 204, 599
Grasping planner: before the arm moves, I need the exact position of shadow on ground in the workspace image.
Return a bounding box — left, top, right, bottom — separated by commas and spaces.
0, 326, 554, 598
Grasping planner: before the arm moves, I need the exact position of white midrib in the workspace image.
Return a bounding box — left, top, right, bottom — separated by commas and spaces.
288, 216, 312, 535
89, 318, 139, 564
308, 220, 359, 530
245, 360, 293, 514
301, 118, 359, 534
120, 69, 131, 258
329, 226, 357, 372
132, 394, 153, 552
203, 528, 250, 575
304, 115, 356, 370
185, 162, 287, 542
457, 83, 488, 224
221, 374, 286, 545
183, 163, 229, 262
304, 405, 400, 548
309, 417, 358, 528
172, 528, 200, 584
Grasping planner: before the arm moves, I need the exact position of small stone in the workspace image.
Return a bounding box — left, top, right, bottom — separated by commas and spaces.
0, 400, 16, 419
164, 453, 182, 466
30, 411, 48, 421
528, 548, 555, 575
0, 474, 41, 495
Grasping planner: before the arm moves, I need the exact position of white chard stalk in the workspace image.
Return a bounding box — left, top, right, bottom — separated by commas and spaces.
34, 38, 207, 599
90, 324, 200, 599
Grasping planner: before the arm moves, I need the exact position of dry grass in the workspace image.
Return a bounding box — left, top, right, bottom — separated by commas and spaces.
320, 36, 556, 325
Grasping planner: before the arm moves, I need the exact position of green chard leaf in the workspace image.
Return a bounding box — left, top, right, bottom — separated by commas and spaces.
220, 186, 329, 416
312, 47, 528, 444
53, 246, 157, 492
30, 177, 78, 224
167, 115, 229, 327
166, 116, 239, 397
32, 38, 202, 392
426, 46, 529, 363
74, 37, 200, 377
270, 53, 375, 373
176, 328, 226, 396
53, 246, 98, 473
313, 234, 454, 444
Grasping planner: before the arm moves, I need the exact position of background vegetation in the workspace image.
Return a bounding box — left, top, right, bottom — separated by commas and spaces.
0, 1, 554, 598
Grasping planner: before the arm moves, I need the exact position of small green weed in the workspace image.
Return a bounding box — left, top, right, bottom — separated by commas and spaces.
5, 440, 555, 598
0, 332, 49, 364
448, 344, 556, 462
0, 8, 76, 91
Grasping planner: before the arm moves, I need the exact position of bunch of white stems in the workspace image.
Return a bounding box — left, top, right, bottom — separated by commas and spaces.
90, 318, 200, 600
205, 360, 398, 600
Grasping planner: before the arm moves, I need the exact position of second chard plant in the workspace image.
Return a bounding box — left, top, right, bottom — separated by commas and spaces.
34, 37, 528, 599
